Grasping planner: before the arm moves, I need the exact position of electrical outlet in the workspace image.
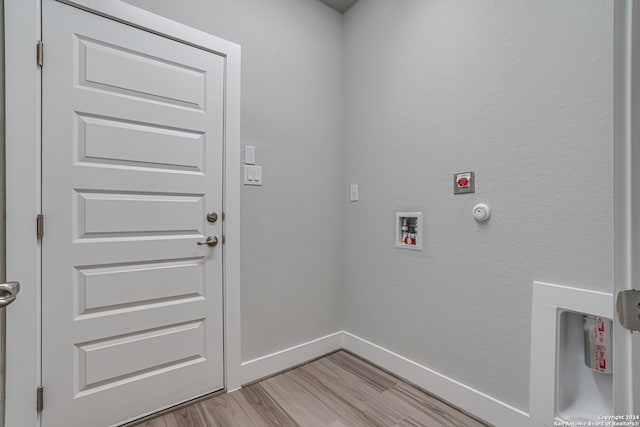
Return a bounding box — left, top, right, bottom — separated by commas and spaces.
350, 184, 359, 202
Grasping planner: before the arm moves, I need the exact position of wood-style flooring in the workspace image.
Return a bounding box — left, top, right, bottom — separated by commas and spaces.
135, 351, 489, 427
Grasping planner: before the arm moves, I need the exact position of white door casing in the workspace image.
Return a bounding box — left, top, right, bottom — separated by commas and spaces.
4, 1, 242, 426
614, 0, 640, 417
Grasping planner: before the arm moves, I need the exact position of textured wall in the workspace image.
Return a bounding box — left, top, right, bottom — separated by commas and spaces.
122, 0, 345, 362
76, 0, 614, 412
342, 0, 613, 411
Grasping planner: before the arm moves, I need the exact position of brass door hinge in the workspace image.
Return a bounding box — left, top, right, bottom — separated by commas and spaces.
36, 41, 43, 67
36, 214, 44, 241
36, 386, 43, 412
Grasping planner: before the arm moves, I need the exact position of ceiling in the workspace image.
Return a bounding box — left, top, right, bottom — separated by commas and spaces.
319, 0, 359, 13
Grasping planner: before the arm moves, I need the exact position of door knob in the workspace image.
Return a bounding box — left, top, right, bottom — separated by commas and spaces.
0, 281, 20, 308
197, 236, 219, 247
207, 212, 218, 223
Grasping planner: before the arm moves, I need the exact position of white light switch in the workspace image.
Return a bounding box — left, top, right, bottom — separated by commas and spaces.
350, 184, 359, 202
244, 145, 256, 165
244, 165, 262, 186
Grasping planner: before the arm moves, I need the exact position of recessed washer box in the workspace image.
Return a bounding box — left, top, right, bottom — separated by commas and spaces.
395, 212, 423, 251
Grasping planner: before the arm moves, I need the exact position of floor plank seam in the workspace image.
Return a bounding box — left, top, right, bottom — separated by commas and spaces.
338, 349, 493, 426
132, 350, 490, 427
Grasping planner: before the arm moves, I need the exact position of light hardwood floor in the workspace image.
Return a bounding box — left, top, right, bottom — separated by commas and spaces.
134, 351, 489, 427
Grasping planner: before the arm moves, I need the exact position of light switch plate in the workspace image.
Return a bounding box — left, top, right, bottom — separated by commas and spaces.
244, 165, 262, 186
244, 145, 256, 165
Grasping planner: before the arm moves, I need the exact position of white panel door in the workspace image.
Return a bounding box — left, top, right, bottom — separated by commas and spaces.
41, 1, 225, 425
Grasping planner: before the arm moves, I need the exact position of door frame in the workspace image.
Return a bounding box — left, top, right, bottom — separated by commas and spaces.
4, 1, 242, 425
614, 0, 640, 417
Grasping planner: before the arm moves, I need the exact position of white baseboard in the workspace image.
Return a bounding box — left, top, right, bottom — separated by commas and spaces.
240, 331, 343, 385
240, 331, 539, 426
341, 331, 537, 427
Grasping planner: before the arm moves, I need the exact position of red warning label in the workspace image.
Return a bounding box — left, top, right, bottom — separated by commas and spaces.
584, 316, 612, 374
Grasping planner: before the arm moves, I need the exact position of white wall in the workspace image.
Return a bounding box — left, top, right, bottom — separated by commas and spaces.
343, 0, 613, 412
122, 0, 345, 362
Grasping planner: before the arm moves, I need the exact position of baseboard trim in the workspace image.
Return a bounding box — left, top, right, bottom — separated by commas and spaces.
240, 331, 343, 385
240, 331, 537, 426
341, 331, 536, 427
